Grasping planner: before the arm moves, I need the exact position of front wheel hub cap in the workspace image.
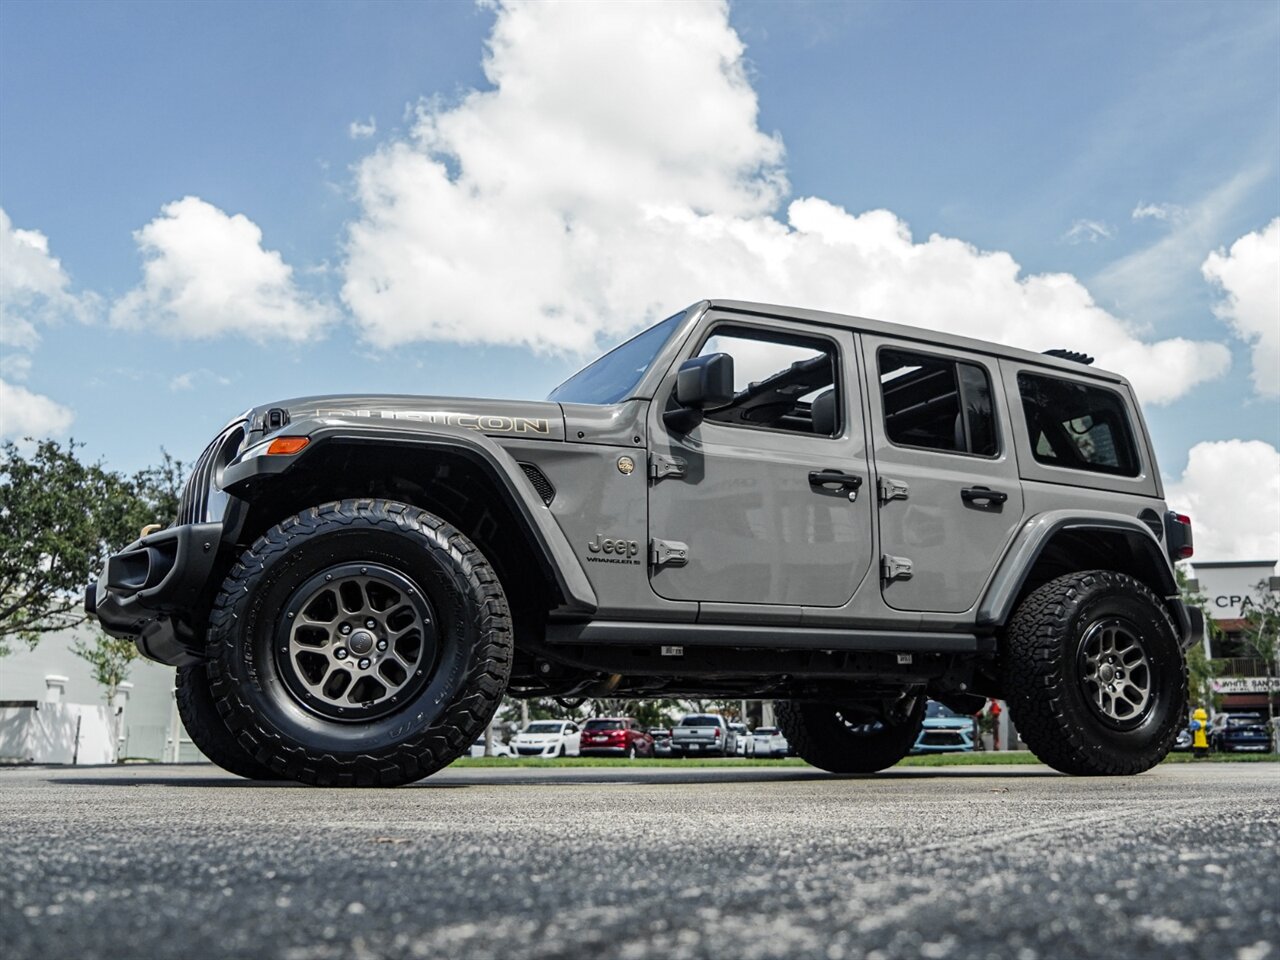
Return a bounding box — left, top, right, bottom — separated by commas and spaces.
276, 562, 437, 722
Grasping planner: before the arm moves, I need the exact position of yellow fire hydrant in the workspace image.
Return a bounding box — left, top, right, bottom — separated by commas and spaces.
1191, 707, 1210, 758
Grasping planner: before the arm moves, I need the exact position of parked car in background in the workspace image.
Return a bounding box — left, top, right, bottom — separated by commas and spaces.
1170, 727, 1193, 753
1209, 713, 1273, 753
729, 722, 756, 757
751, 726, 789, 758
468, 736, 516, 758
671, 714, 736, 757
579, 718, 654, 758
649, 728, 673, 757
509, 720, 581, 758
912, 701, 977, 754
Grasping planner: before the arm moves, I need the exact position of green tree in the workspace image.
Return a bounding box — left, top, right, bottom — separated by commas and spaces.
0, 440, 138, 655
1, 439, 186, 654
70, 632, 142, 707
1176, 566, 1222, 712
1240, 579, 1280, 726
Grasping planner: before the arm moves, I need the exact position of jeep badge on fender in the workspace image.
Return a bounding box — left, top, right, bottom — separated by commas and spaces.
87, 299, 1202, 786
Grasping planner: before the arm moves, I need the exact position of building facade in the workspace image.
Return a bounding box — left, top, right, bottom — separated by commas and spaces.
1186, 560, 1280, 714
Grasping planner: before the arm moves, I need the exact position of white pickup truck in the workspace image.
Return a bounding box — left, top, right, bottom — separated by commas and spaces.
670, 714, 738, 757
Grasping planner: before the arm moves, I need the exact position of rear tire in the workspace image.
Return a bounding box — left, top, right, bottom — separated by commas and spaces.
205, 499, 513, 787
1001, 570, 1185, 776
175, 665, 279, 780
777, 697, 925, 773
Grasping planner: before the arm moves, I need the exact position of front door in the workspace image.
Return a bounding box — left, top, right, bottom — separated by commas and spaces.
861, 335, 1025, 613
648, 315, 873, 608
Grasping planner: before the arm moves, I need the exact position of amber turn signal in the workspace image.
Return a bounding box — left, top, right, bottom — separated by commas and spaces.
266, 436, 310, 455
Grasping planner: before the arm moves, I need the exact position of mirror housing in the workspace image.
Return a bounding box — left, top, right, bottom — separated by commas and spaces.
665, 352, 735, 434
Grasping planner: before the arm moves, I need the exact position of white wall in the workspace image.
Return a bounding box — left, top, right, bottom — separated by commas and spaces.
0, 624, 186, 761
1190, 561, 1277, 621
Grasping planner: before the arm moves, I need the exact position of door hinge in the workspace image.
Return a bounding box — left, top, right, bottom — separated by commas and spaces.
650, 538, 690, 568
649, 453, 687, 482
881, 554, 914, 582
878, 477, 909, 503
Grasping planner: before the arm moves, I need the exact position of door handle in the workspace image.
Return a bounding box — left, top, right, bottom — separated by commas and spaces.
961, 485, 1008, 505
809, 470, 863, 501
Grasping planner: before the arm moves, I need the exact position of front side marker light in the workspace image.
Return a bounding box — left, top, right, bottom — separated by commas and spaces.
266, 436, 310, 456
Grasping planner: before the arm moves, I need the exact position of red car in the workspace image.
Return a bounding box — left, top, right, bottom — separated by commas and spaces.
578, 718, 655, 758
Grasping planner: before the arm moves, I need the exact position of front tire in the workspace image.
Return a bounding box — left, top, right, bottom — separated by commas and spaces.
175, 664, 279, 780
1001, 570, 1185, 776
205, 500, 513, 787
777, 697, 925, 773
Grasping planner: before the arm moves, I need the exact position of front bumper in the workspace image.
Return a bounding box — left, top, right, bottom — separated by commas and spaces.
86, 521, 224, 666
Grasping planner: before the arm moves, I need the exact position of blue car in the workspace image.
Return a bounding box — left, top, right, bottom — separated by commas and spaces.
1209, 713, 1273, 753
913, 701, 977, 753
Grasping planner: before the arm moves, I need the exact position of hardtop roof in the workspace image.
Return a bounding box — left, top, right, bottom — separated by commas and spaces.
704, 299, 1130, 386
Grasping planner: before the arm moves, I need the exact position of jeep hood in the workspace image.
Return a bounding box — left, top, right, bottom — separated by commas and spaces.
248, 394, 566, 441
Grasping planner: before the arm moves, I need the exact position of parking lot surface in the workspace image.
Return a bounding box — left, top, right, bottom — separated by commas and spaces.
2, 762, 1276, 960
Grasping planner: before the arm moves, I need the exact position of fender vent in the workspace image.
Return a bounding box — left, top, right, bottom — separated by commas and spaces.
519, 462, 556, 505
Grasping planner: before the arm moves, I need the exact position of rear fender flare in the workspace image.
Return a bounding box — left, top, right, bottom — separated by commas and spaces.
977, 510, 1184, 637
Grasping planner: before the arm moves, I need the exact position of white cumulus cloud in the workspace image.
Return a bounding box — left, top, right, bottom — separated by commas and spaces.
339, 0, 1229, 405
1064, 219, 1113, 244
1202, 217, 1280, 397
0, 207, 96, 349
349, 117, 377, 140
1131, 202, 1185, 223
0, 377, 74, 439
111, 196, 335, 342
1166, 439, 1280, 562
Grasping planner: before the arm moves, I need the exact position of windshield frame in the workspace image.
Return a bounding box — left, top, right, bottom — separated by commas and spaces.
547, 306, 697, 406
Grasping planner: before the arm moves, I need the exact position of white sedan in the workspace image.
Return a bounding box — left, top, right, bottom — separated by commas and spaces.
468, 737, 515, 758
508, 720, 582, 758
751, 726, 789, 758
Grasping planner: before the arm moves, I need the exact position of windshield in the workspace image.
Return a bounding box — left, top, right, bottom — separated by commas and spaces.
548, 312, 684, 405
926, 702, 961, 719
754, 728, 779, 736
1227, 715, 1264, 727
584, 719, 624, 731
524, 723, 564, 734
680, 715, 720, 726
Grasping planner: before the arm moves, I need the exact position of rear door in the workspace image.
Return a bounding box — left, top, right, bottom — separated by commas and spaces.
861, 336, 1025, 613
648, 314, 873, 607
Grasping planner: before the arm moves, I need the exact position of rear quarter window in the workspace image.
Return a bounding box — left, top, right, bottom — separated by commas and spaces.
1017, 372, 1140, 477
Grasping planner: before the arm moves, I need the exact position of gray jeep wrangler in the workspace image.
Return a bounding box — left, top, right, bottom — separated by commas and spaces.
88, 300, 1203, 785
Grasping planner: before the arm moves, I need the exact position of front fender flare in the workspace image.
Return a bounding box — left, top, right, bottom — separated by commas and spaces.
977, 510, 1189, 642
220, 418, 598, 615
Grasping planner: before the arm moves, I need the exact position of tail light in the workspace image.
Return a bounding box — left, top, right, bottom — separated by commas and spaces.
1164, 511, 1194, 560
714, 728, 721, 739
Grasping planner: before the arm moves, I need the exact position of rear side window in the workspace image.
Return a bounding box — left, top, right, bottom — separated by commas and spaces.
1017, 373, 1139, 477
878, 349, 998, 456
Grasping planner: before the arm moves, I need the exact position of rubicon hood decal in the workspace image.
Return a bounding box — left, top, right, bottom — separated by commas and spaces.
258, 394, 566, 441
311, 407, 552, 435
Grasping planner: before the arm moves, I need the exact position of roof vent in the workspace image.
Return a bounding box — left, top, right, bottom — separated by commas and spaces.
1043, 349, 1094, 365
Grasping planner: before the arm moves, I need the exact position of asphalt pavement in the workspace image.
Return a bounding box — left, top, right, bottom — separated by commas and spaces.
1, 762, 1276, 960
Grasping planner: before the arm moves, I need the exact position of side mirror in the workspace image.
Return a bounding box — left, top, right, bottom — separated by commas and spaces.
665, 353, 734, 434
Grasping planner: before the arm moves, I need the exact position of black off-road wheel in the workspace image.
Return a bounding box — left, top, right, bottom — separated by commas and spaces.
777, 696, 926, 773
175, 664, 279, 780
1001, 570, 1186, 776
205, 499, 513, 787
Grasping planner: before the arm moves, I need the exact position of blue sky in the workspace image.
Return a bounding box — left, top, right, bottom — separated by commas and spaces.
1, 0, 1277, 556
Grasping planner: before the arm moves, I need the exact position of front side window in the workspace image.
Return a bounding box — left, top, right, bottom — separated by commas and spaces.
878, 349, 997, 456
692, 325, 841, 436
1017, 372, 1139, 476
